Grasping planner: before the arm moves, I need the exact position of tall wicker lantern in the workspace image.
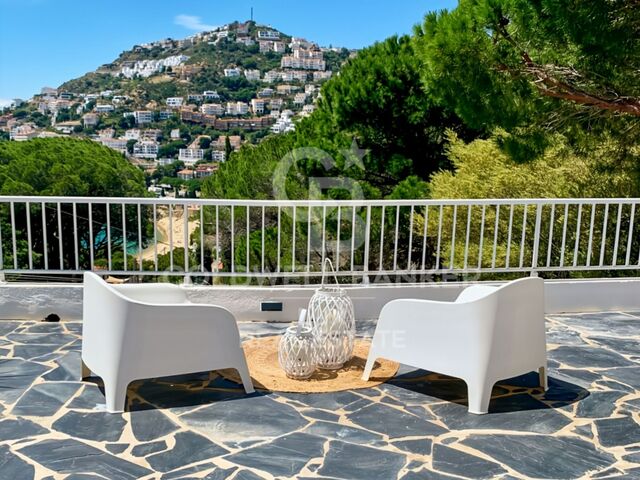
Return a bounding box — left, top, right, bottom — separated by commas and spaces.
306, 259, 355, 369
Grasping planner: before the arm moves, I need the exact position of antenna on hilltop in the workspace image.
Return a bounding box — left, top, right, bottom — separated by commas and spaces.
251, 7, 254, 22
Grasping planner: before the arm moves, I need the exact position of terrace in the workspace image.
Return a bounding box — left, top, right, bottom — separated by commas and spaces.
1, 196, 640, 479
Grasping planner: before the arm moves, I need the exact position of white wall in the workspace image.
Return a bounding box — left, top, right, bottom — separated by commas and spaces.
1, 278, 639, 321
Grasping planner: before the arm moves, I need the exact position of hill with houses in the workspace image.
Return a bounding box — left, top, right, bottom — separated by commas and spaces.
1, 20, 353, 197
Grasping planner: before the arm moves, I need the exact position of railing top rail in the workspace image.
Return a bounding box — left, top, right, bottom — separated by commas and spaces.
0, 196, 638, 207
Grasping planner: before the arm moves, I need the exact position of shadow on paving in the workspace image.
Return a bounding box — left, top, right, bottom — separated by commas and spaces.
388, 369, 589, 414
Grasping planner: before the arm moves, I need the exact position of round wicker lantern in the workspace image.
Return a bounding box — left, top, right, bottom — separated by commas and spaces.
278, 324, 317, 380
306, 259, 356, 370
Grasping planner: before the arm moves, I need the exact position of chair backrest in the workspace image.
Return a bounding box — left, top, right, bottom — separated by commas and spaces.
489, 277, 546, 377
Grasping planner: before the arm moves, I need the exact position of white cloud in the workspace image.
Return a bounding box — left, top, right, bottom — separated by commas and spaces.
0, 99, 14, 109
174, 15, 217, 32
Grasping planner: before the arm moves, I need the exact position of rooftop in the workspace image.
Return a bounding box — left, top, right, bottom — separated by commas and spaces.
1, 311, 639, 479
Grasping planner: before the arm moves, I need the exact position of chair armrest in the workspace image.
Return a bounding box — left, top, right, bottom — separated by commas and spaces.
113, 283, 189, 304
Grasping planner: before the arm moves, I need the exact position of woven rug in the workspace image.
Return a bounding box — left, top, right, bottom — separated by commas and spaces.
219, 336, 399, 393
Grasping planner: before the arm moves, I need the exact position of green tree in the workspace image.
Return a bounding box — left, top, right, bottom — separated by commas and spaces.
0, 138, 148, 271
415, 0, 640, 153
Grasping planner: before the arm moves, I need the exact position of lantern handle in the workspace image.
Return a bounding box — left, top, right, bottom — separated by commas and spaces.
321, 258, 340, 287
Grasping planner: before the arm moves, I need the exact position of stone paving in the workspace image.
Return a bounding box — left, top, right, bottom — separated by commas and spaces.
0, 312, 639, 479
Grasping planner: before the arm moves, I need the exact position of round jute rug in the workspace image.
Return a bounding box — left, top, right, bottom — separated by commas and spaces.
219, 336, 399, 393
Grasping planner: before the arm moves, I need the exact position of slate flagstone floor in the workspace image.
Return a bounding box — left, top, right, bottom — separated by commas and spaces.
0, 312, 639, 480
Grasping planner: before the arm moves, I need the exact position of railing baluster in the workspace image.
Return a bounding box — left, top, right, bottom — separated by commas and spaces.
625, 202, 635, 266
586, 203, 596, 266
215, 205, 219, 271
612, 203, 622, 265
87, 203, 93, 270
137, 204, 143, 272
306, 206, 311, 273
393, 205, 400, 271
363, 205, 371, 276
505, 204, 514, 268
546, 204, 555, 268
122, 203, 127, 272
262, 206, 266, 274
184, 204, 190, 276
200, 206, 204, 273
450, 205, 457, 270
169, 204, 174, 272
463, 205, 471, 270
599, 203, 609, 266
378, 206, 385, 271
73, 203, 79, 271
278, 206, 282, 273
531, 204, 543, 275
291, 205, 296, 273
42, 202, 49, 270
350, 206, 356, 273
153, 204, 158, 271
10, 202, 17, 269
57, 202, 63, 270
559, 204, 569, 267
573, 203, 582, 267
246, 205, 250, 274
0, 205, 3, 271
491, 205, 499, 269
230, 205, 234, 273
435, 205, 443, 271
26, 202, 33, 270
421, 205, 429, 271
519, 204, 528, 268
477, 205, 485, 270
408, 205, 414, 270
336, 206, 341, 270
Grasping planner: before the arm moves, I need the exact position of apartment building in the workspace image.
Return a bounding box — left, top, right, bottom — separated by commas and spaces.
223, 68, 241, 77
134, 111, 154, 125
257, 30, 280, 40
124, 129, 141, 140
133, 141, 159, 159
178, 148, 204, 165
203, 90, 220, 100
99, 138, 127, 153
244, 69, 261, 81
82, 113, 99, 128
201, 103, 225, 116
95, 104, 115, 113
211, 150, 226, 162
225, 101, 249, 116
250, 99, 266, 115
166, 97, 184, 108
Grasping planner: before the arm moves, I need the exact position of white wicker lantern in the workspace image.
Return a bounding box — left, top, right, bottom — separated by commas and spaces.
278, 311, 317, 379
306, 259, 356, 369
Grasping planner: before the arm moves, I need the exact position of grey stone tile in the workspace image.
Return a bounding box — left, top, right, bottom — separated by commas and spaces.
400, 470, 460, 480
68, 384, 107, 410
18, 438, 152, 479
462, 434, 615, 479
43, 350, 81, 381
602, 367, 640, 389
129, 406, 179, 442
317, 440, 406, 480
161, 461, 217, 479
393, 438, 433, 456
279, 390, 368, 410
52, 411, 127, 442
0, 358, 50, 403
590, 336, 640, 357
346, 403, 447, 439
303, 420, 383, 444
0, 321, 22, 336
231, 471, 268, 480
146, 431, 229, 473
131, 440, 167, 457
594, 416, 640, 448
105, 443, 128, 454
550, 345, 634, 369
0, 445, 35, 480
12, 344, 60, 361
0, 418, 49, 441
11, 382, 79, 417
432, 444, 506, 479
7, 332, 77, 345
224, 432, 325, 477
300, 408, 341, 422
202, 466, 239, 480
575, 391, 626, 419
180, 394, 308, 446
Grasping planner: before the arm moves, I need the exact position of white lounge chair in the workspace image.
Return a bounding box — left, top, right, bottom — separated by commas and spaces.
362, 277, 547, 414
81, 272, 254, 413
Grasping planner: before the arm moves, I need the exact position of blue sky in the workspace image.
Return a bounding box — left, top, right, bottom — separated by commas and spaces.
0, 0, 456, 104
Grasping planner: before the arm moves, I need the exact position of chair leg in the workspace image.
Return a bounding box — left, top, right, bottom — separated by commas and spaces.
81, 359, 91, 380
362, 352, 377, 381
538, 366, 548, 391
103, 377, 129, 413
236, 357, 255, 394
467, 378, 494, 415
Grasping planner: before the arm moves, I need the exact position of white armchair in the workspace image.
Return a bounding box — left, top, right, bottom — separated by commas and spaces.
81, 272, 254, 413
362, 277, 547, 414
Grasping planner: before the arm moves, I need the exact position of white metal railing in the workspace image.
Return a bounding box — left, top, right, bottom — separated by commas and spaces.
0, 196, 638, 283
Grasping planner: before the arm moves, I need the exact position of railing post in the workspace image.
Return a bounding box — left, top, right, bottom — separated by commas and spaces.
362, 205, 371, 284
530, 203, 543, 277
